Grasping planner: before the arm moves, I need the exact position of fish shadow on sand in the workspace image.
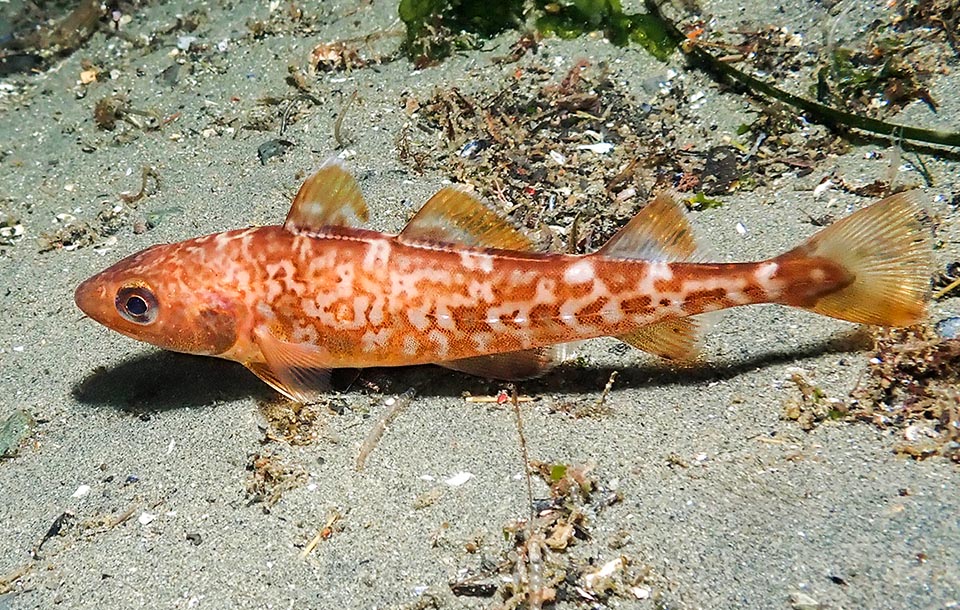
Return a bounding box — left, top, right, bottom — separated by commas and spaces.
526, 329, 873, 395
73, 329, 870, 410
72, 351, 274, 413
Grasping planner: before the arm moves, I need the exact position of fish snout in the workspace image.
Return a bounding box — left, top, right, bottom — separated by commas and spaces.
74, 276, 109, 322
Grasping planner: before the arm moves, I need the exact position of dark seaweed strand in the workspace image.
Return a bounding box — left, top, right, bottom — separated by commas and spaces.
645, 0, 960, 149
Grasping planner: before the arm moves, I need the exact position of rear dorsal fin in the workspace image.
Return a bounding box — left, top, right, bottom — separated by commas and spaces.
399, 186, 534, 251
283, 158, 369, 233
598, 192, 698, 261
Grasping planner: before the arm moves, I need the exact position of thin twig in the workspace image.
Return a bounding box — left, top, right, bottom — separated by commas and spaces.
509, 384, 535, 522
464, 393, 533, 403
356, 387, 416, 470
298, 509, 342, 560
119, 166, 160, 204
334, 89, 359, 149
594, 371, 619, 411
934, 277, 960, 300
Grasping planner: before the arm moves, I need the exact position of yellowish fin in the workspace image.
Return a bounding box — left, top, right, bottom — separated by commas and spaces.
776, 191, 932, 326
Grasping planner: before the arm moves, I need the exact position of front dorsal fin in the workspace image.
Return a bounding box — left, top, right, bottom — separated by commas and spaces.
598, 192, 698, 261
283, 158, 369, 233
249, 327, 332, 403
618, 317, 700, 361
399, 186, 534, 251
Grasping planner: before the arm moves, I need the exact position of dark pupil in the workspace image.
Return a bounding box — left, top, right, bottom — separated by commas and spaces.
126, 295, 148, 316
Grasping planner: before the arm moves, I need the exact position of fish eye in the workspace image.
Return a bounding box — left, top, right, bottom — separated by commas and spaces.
115, 285, 159, 325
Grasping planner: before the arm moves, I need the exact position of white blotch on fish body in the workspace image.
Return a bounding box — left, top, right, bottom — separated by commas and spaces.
403, 335, 419, 356
563, 260, 595, 285
428, 329, 450, 358
755, 262, 779, 288
459, 252, 495, 273
363, 239, 392, 271
361, 328, 393, 352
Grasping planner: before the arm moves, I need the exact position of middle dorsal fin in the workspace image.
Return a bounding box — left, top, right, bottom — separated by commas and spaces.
283, 158, 369, 233
597, 192, 698, 261
398, 186, 534, 251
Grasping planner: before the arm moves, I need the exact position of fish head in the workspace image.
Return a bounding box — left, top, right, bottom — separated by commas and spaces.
75, 242, 239, 356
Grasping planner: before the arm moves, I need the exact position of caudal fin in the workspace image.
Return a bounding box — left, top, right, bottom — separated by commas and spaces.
779, 191, 932, 327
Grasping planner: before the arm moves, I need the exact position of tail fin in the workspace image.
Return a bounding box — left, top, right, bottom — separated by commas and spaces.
779, 191, 932, 327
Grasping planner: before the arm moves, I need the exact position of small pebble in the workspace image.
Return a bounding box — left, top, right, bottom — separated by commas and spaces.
935, 316, 960, 340
443, 472, 474, 487
0, 409, 36, 457
257, 139, 294, 165
457, 139, 487, 158
790, 591, 820, 610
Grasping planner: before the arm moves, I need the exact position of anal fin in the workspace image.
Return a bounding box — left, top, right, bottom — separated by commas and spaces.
438, 344, 572, 380
618, 318, 700, 361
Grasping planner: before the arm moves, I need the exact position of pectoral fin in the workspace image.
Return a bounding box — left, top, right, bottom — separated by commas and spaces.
248, 328, 332, 403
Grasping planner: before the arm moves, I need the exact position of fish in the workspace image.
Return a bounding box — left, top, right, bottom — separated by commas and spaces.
75, 159, 932, 403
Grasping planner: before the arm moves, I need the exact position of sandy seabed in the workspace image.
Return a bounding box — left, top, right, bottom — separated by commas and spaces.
1, 1, 958, 608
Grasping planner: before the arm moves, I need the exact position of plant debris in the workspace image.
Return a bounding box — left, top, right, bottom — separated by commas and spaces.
894, 0, 960, 57
851, 326, 960, 461
93, 95, 163, 132
933, 261, 960, 300
399, 63, 671, 251
785, 326, 960, 462
449, 459, 660, 607
244, 452, 307, 508
783, 370, 848, 431
399, 59, 842, 252
648, 0, 960, 148
258, 399, 323, 446
38, 166, 168, 253
398, 0, 676, 67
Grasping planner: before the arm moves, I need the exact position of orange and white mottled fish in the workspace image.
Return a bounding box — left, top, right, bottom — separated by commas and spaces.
75, 160, 932, 402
